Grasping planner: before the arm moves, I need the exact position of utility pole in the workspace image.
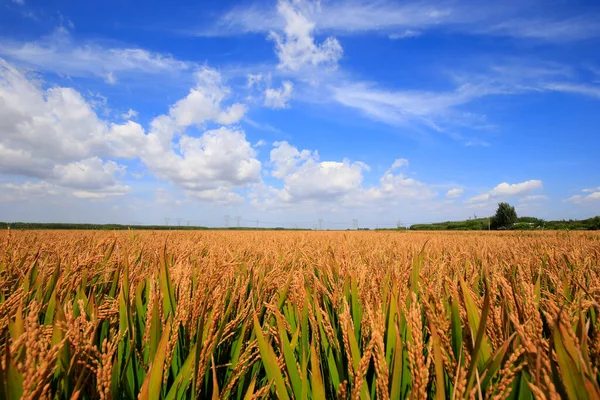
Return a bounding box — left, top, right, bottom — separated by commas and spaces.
236, 216, 241, 227
353, 219, 358, 230
256, 220, 259, 228
318, 218, 323, 230
225, 215, 230, 228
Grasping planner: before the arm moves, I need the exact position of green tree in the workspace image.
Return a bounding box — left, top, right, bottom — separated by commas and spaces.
492, 202, 517, 229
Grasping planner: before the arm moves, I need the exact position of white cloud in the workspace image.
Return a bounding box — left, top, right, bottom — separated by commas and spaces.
565, 192, 600, 204
263, 144, 435, 208
165, 68, 247, 127
542, 83, 600, 99
247, 73, 265, 88
489, 180, 543, 197
209, 1, 600, 42
0, 58, 137, 195
446, 188, 463, 199
467, 180, 543, 204
518, 194, 548, 203
270, 141, 315, 179
12, 0, 25, 5
0, 181, 58, 202
264, 81, 293, 108
253, 139, 267, 147
0, 58, 258, 203
267, 141, 367, 202
389, 30, 421, 39
138, 68, 259, 197
484, 16, 600, 41
185, 187, 244, 204
144, 127, 261, 191
583, 186, 600, 193
105, 71, 117, 85
283, 159, 367, 201
331, 81, 485, 128
387, 158, 409, 173
362, 168, 436, 204
121, 109, 138, 119
0, 28, 190, 82
53, 157, 125, 190
72, 185, 131, 199
268, 0, 343, 71
565, 187, 600, 204
466, 193, 490, 204
0, 179, 130, 202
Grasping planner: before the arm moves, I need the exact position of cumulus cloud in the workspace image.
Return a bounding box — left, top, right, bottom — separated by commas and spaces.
565, 190, 600, 204
138, 68, 259, 200
268, 141, 367, 202
0, 58, 259, 204
264, 81, 293, 108
270, 141, 315, 179
53, 157, 125, 190
489, 180, 543, 197
363, 165, 436, 203
0, 58, 139, 196
263, 144, 435, 208
446, 188, 463, 199
467, 180, 543, 203
269, 0, 343, 71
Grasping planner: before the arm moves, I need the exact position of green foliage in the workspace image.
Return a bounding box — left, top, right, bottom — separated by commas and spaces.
492, 202, 518, 229
411, 215, 600, 231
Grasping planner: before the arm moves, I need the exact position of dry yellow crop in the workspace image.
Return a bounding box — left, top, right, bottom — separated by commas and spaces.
1, 229, 599, 399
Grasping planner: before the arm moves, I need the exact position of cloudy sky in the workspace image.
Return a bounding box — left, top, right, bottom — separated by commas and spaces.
1, 0, 599, 228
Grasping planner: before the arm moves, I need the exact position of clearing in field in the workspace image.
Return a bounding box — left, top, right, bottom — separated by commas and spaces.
1, 230, 599, 399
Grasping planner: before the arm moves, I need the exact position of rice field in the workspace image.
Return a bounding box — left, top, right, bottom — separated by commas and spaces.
1, 229, 599, 399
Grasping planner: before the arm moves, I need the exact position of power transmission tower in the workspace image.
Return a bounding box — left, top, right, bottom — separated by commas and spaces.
352, 219, 358, 230
176, 218, 182, 226
225, 215, 230, 228
164, 218, 170, 226
236, 216, 241, 227
397, 219, 402, 229
256, 220, 259, 228
318, 218, 323, 230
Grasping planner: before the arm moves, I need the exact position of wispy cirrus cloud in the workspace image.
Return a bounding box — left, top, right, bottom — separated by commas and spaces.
0, 27, 191, 83
329, 61, 600, 135
199, 0, 600, 42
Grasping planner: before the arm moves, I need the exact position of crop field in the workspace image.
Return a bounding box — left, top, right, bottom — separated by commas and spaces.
1, 230, 599, 399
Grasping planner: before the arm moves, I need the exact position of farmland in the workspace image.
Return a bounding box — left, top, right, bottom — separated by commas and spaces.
1, 230, 599, 399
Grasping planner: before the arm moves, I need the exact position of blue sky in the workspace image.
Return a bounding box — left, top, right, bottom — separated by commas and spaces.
1, 0, 599, 229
